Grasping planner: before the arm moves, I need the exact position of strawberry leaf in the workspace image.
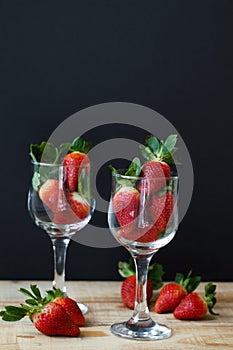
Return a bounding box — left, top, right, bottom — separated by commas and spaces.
148, 263, 164, 290
118, 257, 135, 278
145, 136, 160, 155
175, 270, 201, 293
69, 137, 92, 154
30, 284, 42, 302
163, 135, 177, 154
139, 145, 156, 161
125, 157, 141, 177
204, 283, 218, 316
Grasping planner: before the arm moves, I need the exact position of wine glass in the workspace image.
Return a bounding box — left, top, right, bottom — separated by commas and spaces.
108, 172, 179, 340
28, 161, 95, 314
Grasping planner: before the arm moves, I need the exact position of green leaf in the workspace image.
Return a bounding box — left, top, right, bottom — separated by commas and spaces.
25, 299, 38, 306
41, 143, 59, 163
204, 283, 219, 316
118, 258, 135, 278
30, 142, 47, 163
5, 306, 27, 317
0, 312, 25, 322
32, 172, 40, 191
19, 288, 37, 300
57, 143, 71, 162
69, 137, 92, 154
30, 285, 42, 302
125, 157, 141, 177
30, 142, 59, 164
139, 145, 156, 161
163, 134, 177, 153
175, 271, 201, 293
148, 263, 164, 290
145, 136, 160, 155
175, 272, 184, 284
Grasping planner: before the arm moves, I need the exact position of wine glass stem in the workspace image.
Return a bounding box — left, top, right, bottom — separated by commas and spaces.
132, 253, 154, 322
51, 237, 70, 296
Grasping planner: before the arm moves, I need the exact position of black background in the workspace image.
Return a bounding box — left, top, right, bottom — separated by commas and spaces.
0, 1, 232, 282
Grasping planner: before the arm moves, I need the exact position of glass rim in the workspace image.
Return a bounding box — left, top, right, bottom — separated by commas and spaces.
31, 160, 90, 168
112, 171, 178, 181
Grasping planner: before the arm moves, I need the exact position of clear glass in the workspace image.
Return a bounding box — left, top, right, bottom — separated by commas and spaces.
108, 173, 179, 340
28, 162, 95, 314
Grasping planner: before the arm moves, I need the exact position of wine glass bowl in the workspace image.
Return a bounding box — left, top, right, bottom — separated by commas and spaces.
108, 172, 179, 340
28, 162, 95, 314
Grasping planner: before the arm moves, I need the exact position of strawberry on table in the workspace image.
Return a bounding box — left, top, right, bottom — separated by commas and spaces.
63, 137, 92, 192
0, 285, 84, 337
118, 258, 164, 309
155, 271, 201, 313
121, 275, 153, 309
174, 283, 218, 320
138, 135, 178, 195
52, 297, 85, 327
32, 302, 80, 336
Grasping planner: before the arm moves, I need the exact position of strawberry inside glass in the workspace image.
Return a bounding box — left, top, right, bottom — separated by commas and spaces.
28, 137, 95, 315
108, 135, 179, 341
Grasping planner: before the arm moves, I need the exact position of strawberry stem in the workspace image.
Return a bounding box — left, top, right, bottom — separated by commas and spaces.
204, 283, 219, 316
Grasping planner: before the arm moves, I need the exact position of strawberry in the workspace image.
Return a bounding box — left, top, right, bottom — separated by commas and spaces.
118, 258, 164, 309
0, 285, 83, 337
53, 207, 81, 225
121, 275, 153, 309
138, 135, 178, 195
39, 179, 66, 212
155, 271, 201, 313
112, 186, 140, 229
67, 192, 90, 220
111, 158, 142, 230
63, 137, 92, 192
174, 283, 218, 320
150, 191, 175, 232
32, 302, 80, 336
53, 192, 90, 225
118, 225, 160, 243
54, 297, 85, 326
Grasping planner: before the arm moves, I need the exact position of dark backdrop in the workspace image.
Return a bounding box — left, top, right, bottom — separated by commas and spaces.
1, 1, 232, 281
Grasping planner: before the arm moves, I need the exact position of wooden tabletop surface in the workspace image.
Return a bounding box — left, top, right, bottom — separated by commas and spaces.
0, 281, 232, 349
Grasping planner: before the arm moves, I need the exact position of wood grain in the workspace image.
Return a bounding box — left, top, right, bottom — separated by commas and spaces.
0, 281, 232, 349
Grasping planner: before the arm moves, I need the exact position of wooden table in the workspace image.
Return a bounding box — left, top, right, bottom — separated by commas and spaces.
0, 281, 232, 349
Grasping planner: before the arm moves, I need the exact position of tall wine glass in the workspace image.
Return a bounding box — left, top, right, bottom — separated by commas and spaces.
28, 162, 95, 314
108, 172, 179, 340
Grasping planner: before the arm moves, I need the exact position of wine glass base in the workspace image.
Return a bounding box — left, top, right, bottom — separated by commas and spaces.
77, 301, 88, 315
110, 321, 172, 341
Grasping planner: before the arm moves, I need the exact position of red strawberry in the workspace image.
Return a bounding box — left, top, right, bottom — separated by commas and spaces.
67, 192, 90, 220
32, 302, 80, 336
53, 208, 80, 225
139, 135, 178, 195
121, 275, 153, 309
155, 283, 187, 313
63, 136, 92, 192
0, 285, 81, 337
39, 179, 66, 212
138, 161, 170, 195
118, 225, 160, 243
155, 271, 201, 313
54, 297, 85, 326
174, 283, 218, 320
63, 152, 90, 192
112, 186, 140, 229
150, 191, 175, 232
